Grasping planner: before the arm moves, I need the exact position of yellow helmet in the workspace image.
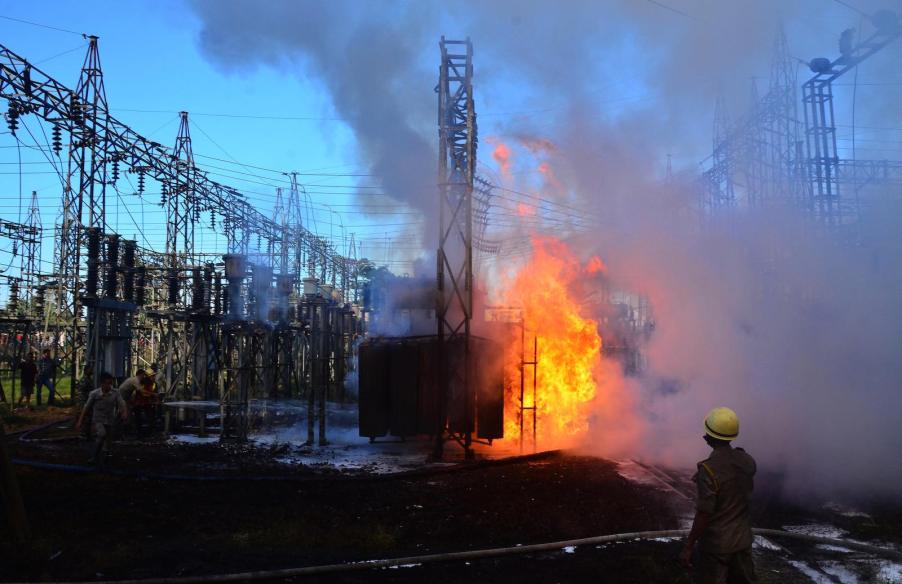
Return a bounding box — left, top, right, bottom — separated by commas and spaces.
704, 407, 739, 441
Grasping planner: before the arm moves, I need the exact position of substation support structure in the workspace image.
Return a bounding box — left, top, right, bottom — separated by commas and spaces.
743, 28, 806, 213
701, 92, 737, 217
435, 37, 477, 460
0, 214, 41, 405
699, 13, 901, 240
82, 229, 137, 379
801, 11, 901, 237
0, 38, 360, 440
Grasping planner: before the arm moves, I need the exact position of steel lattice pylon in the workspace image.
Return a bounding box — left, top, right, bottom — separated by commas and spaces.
168, 111, 196, 270
64, 35, 110, 387
802, 16, 901, 236
434, 37, 477, 460
21, 191, 41, 303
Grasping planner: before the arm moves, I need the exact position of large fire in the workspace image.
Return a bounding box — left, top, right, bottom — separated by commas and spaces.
499, 235, 603, 447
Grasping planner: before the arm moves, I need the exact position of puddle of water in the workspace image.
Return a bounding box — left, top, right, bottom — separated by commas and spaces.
820, 560, 860, 584
783, 523, 848, 540
753, 535, 783, 551
167, 435, 220, 445
788, 560, 835, 583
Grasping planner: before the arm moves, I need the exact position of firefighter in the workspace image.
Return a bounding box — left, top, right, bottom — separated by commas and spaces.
76, 372, 128, 467
679, 407, 757, 583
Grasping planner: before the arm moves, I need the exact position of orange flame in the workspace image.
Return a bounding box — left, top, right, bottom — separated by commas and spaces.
517, 202, 537, 217
500, 236, 602, 447
537, 161, 565, 196
492, 142, 512, 178
586, 256, 608, 275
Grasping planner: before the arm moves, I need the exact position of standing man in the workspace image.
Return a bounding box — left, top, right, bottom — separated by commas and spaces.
17, 352, 38, 411
117, 369, 147, 404
117, 369, 147, 437
133, 375, 160, 436
680, 407, 757, 583
35, 349, 58, 406
76, 372, 128, 467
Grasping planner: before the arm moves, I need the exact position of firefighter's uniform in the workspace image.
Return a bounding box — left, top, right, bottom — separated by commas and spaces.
693, 444, 758, 583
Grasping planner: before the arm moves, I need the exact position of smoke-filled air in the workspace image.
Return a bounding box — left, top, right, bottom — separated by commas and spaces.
185, 0, 902, 497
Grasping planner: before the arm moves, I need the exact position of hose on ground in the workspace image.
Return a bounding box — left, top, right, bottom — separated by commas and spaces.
15, 527, 900, 584
10, 448, 562, 482
17, 416, 75, 443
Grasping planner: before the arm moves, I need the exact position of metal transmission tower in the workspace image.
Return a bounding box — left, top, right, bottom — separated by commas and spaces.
745, 27, 805, 211
699, 28, 808, 220
701, 91, 736, 217
274, 173, 309, 282
62, 35, 110, 384
802, 11, 901, 233
435, 37, 477, 460
0, 41, 351, 291
273, 187, 288, 274
168, 111, 196, 269
347, 233, 359, 303
21, 191, 41, 303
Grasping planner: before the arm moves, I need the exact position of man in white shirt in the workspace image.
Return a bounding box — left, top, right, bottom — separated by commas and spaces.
76, 372, 128, 467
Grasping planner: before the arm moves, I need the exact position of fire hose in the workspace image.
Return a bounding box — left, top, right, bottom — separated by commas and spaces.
9, 528, 900, 584
16, 416, 75, 443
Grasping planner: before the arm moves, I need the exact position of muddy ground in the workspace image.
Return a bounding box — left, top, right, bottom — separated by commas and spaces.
2, 414, 901, 583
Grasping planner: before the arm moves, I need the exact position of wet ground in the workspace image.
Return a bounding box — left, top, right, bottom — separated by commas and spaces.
2, 410, 901, 583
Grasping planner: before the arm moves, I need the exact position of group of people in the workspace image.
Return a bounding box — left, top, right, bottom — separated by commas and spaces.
5, 348, 60, 410
76, 367, 162, 466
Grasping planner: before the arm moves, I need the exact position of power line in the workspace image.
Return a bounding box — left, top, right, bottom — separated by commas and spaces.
831, 0, 869, 18
190, 116, 242, 165
34, 42, 89, 66
0, 14, 84, 36
114, 108, 343, 122
191, 152, 376, 177
644, 0, 694, 20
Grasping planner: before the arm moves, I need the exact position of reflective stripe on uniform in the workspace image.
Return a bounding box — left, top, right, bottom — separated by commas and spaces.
701, 462, 719, 493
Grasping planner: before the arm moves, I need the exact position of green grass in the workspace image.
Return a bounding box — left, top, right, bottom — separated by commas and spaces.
1, 370, 75, 401
1, 368, 78, 431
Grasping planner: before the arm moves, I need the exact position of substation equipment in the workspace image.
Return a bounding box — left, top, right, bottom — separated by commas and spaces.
700, 12, 902, 236
0, 37, 363, 441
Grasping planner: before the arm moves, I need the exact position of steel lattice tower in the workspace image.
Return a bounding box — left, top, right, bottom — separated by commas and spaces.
168, 111, 196, 269
702, 91, 735, 217
273, 186, 288, 275
434, 37, 477, 460
744, 27, 804, 211
285, 172, 307, 292
21, 190, 41, 303
60, 35, 110, 384
802, 15, 901, 235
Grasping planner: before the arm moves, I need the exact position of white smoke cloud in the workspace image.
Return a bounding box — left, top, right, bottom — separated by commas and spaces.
187, 0, 902, 495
